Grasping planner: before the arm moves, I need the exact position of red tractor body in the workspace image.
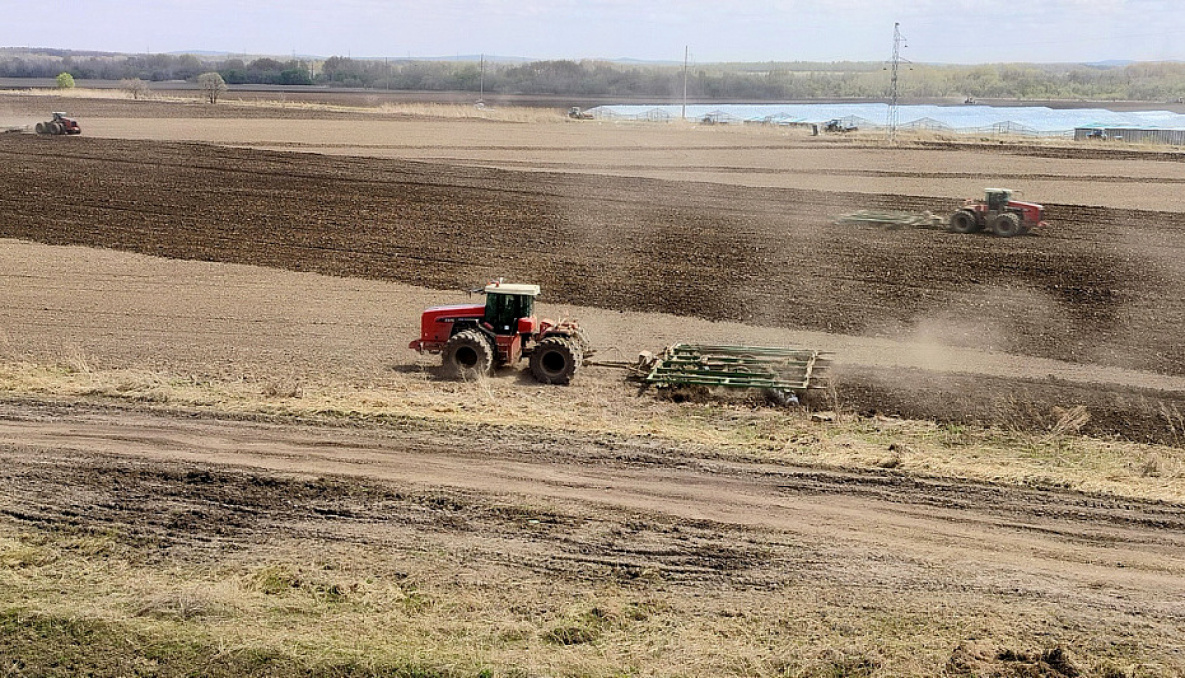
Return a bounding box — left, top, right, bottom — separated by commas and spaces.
949, 188, 1047, 237
35, 112, 81, 135
411, 303, 543, 365
409, 282, 588, 384
411, 303, 486, 352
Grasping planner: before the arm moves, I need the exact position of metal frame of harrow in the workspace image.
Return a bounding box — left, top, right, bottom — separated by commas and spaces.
642, 344, 829, 392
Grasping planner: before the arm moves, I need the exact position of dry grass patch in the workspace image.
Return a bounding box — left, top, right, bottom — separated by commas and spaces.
375, 101, 566, 123
212, 96, 569, 123
3, 522, 1165, 677
0, 536, 58, 569
12, 87, 134, 101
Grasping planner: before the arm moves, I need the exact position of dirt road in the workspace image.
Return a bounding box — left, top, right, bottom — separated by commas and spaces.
2, 401, 1183, 672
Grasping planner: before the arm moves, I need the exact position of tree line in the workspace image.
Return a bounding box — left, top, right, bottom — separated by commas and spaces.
0, 51, 313, 85
313, 58, 1185, 101
3, 49, 1185, 102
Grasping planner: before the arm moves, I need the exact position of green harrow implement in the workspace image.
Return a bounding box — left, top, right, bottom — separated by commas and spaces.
639, 344, 830, 396
833, 210, 944, 229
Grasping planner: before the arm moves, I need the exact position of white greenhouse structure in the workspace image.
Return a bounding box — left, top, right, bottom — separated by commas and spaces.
586, 103, 1185, 140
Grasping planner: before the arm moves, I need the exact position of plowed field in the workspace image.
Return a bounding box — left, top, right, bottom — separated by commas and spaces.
3, 133, 1185, 378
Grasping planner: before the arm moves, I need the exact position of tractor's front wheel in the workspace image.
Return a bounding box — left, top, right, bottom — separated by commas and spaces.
990, 212, 1023, 237
441, 329, 494, 380
949, 210, 981, 234
34, 122, 46, 135
529, 337, 582, 385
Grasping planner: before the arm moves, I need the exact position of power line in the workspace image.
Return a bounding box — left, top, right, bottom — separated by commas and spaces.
887, 22, 906, 144
682, 45, 689, 122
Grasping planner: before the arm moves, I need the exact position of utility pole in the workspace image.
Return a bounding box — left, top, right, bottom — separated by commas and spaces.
479, 53, 485, 103
887, 22, 905, 143
681, 45, 689, 122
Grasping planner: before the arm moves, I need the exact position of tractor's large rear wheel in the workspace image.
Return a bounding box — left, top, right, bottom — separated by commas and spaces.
441, 329, 494, 380
949, 210, 981, 234
529, 337, 582, 385
990, 212, 1023, 237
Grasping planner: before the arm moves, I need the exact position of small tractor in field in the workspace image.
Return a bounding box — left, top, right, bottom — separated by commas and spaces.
409, 281, 589, 384
568, 107, 594, 120
824, 119, 858, 133
949, 188, 1046, 237
35, 112, 81, 136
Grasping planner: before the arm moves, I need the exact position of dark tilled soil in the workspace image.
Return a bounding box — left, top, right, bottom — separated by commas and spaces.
836, 366, 1185, 446
915, 138, 1185, 163
3, 134, 1183, 378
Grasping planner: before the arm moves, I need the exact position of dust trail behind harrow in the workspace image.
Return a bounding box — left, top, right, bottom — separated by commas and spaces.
834, 210, 945, 229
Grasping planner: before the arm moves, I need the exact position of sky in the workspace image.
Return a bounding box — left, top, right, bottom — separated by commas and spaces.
5, 0, 1185, 64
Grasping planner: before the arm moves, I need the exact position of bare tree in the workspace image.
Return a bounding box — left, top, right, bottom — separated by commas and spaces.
120, 77, 149, 100
197, 72, 227, 104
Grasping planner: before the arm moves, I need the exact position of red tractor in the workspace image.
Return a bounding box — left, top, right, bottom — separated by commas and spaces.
949, 188, 1046, 237
35, 112, 81, 136
409, 281, 590, 384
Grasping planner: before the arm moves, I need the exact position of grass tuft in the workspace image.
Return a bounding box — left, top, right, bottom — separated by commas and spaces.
0, 541, 58, 568
1049, 405, 1090, 436
247, 564, 303, 595
134, 589, 219, 620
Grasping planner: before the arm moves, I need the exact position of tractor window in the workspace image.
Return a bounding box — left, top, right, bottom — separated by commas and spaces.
484, 294, 515, 334
986, 190, 1012, 210
484, 294, 505, 328
484, 293, 535, 334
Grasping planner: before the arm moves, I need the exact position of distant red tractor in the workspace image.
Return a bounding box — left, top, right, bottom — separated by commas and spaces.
35, 112, 81, 136
949, 188, 1046, 237
409, 281, 590, 384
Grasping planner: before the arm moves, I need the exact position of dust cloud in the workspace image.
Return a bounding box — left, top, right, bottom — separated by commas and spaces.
0, 106, 30, 131
880, 284, 1072, 373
